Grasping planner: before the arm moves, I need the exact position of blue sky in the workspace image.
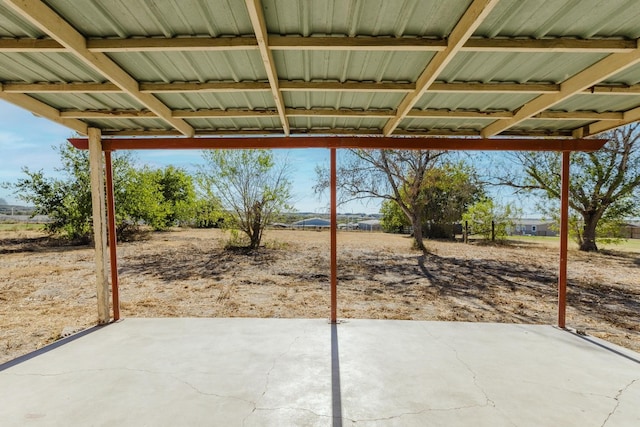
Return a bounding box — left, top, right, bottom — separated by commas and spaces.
0, 100, 378, 213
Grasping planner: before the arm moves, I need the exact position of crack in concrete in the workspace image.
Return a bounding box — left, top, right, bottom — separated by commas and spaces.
419, 325, 518, 427
242, 326, 309, 426
252, 405, 333, 420
601, 378, 639, 427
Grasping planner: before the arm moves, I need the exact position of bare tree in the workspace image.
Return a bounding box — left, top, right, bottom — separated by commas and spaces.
499, 124, 640, 251
316, 149, 446, 252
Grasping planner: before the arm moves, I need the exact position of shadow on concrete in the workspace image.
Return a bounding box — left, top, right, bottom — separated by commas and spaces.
564, 329, 640, 365
331, 323, 343, 427
0, 325, 106, 372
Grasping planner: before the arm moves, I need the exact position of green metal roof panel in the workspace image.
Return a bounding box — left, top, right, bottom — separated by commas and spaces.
0, 52, 105, 83
415, 92, 538, 111
288, 117, 386, 130
553, 95, 640, 113
185, 117, 283, 130
283, 92, 405, 110
108, 51, 267, 82
83, 118, 170, 132
400, 117, 490, 133
603, 63, 640, 86
155, 92, 276, 111
476, 0, 640, 38
515, 119, 594, 132
439, 52, 608, 84
273, 51, 435, 82
263, 0, 471, 37
46, 0, 254, 37
0, 3, 45, 37
31, 93, 144, 111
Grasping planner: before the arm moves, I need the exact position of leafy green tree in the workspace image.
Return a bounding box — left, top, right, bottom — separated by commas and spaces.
501, 124, 640, 251
380, 199, 409, 233
9, 143, 179, 241
151, 166, 196, 227
422, 161, 484, 238
462, 198, 520, 240
197, 149, 292, 249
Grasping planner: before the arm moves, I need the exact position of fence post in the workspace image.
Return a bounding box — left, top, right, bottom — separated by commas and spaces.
464, 220, 468, 243
491, 220, 495, 241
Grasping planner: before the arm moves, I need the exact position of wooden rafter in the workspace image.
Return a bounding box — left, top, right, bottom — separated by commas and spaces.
57, 107, 625, 121
244, 0, 289, 135
383, 0, 500, 136
7, 80, 640, 96
482, 45, 640, 137
4, 0, 194, 137
574, 105, 640, 137
1, 35, 636, 54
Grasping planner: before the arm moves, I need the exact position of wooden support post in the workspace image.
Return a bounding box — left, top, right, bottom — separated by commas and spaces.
330, 148, 338, 323
88, 128, 110, 324
558, 151, 570, 329
104, 151, 120, 321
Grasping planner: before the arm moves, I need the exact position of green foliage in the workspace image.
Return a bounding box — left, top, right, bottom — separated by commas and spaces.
462, 198, 520, 240
380, 199, 409, 233
9, 143, 198, 242
378, 161, 483, 238
422, 161, 484, 238
197, 149, 292, 249
505, 124, 640, 251
12, 144, 94, 242
149, 166, 197, 228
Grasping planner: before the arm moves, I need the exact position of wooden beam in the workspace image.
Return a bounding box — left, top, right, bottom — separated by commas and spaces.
3, 35, 635, 54
245, 0, 289, 135
408, 109, 512, 119
4, 0, 194, 137
0, 37, 65, 51
104, 151, 120, 321
462, 37, 637, 53
279, 81, 414, 92
2, 82, 121, 93
140, 81, 271, 93
87, 36, 258, 52
269, 35, 447, 51
383, 0, 500, 135
61, 109, 157, 118
11, 80, 640, 96
286, 108, 395, 118
88, 128, 110, 324
534, 111, 623, 120
428, 82, 560, 93
573, 105, 640, 137
68, 136, 606, 152
0, 92, 88, 134
482, 46, 640, 137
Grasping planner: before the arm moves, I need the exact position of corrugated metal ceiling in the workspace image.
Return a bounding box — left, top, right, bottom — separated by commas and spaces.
0, 0, 639, 138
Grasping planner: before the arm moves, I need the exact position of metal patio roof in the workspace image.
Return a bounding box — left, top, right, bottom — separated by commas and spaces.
1, 0, 640, 139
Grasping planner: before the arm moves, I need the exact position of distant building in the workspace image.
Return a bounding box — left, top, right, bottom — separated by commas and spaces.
621, 221, 640, 239
512, 219, 557, 236
292, 217, 330, 229
358, 219, 381, 232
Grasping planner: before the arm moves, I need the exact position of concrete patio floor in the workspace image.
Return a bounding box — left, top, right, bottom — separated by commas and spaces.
1, 318, 639, 426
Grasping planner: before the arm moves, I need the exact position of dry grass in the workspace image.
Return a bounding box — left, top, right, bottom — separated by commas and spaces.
1, 228, 639, 364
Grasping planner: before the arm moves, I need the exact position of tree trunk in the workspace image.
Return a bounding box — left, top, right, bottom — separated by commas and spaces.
580, 213, 599, 252
411, 212, 427, 252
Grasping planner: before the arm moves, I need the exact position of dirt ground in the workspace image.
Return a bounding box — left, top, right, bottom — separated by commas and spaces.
1, 228, 639, 364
